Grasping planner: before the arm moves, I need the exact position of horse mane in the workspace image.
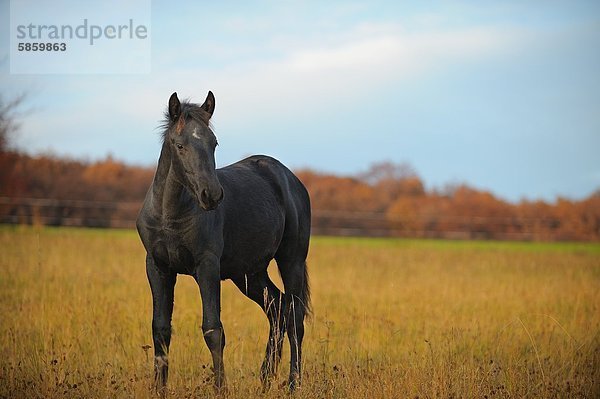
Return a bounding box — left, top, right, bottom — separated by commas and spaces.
160, 100, 214, 142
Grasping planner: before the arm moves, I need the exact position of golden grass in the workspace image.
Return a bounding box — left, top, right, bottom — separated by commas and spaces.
0, 226, 599, 398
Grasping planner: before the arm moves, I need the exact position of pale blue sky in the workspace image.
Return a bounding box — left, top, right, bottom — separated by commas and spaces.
1, 1, 599, 202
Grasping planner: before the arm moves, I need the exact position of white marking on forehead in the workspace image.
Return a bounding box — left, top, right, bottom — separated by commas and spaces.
192, 127, 201, 139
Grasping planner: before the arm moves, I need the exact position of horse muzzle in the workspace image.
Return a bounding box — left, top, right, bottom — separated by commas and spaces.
199, 186, 224, 211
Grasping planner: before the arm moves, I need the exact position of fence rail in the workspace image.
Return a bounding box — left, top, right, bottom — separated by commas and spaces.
0, 196, 139, 228
0, 196, 577, 240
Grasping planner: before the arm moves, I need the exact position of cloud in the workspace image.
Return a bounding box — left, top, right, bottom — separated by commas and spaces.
11, 18, 526, 162
197, 23, 523, 128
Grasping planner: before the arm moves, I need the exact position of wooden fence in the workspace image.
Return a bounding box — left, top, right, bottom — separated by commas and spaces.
0, 196, 555, 240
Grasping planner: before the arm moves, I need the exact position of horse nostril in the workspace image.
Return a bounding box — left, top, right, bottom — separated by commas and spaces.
217, 187, 224, 203
201, 189, 210, 205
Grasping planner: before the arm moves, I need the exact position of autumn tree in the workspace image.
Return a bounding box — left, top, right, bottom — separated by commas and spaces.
0, 94, 24, 153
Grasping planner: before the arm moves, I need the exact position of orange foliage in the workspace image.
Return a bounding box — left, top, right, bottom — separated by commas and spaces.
1, 150, 598, 241
0, 151, 154, 227
298, 169, 600, 241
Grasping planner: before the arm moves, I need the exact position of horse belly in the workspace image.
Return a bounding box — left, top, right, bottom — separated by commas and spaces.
220, 212, 284, 278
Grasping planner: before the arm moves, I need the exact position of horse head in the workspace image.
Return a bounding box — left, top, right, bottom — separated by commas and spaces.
165, 91, 223, 210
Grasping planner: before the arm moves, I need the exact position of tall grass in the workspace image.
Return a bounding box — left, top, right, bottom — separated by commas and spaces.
0, 226, 598, 398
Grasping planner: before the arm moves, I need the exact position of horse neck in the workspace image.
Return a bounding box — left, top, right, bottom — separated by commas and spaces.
151, 142, 187, 217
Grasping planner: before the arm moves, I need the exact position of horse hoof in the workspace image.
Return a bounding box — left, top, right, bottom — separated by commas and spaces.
260, 369, 276, 392
213, 380, 227, 395
155, 385, 168, 398
261, 379, 272, 393
286, 373, 301, 392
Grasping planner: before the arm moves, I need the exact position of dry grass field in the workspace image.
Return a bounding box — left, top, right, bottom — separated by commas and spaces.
0, 226, 599, 398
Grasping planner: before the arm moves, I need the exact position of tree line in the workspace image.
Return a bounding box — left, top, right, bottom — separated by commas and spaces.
1, 147, 598, 240
297, 163, 600, 241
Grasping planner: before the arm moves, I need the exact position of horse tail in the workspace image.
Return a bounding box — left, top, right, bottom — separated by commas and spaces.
300, 260, 312, 319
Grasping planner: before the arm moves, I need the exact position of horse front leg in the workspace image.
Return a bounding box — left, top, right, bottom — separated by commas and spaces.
194, 254, 226, 391
146, 255, 176, 393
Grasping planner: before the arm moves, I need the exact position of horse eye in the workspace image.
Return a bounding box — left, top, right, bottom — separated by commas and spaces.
176, 143, 184, 150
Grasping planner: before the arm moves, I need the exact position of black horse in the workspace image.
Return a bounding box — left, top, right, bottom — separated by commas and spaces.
136, 91, 311, 392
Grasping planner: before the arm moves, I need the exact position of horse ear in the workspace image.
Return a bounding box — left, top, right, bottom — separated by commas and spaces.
168, 92, 181, 121
200, 91, 215, 120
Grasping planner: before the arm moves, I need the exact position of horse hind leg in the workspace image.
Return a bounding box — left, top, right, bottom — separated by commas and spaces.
260, 279, 287, 388
232, 271, 287, 388
276, 257, 310, 391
